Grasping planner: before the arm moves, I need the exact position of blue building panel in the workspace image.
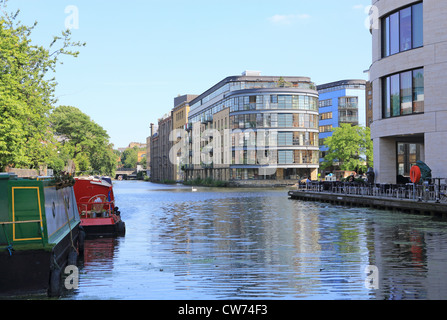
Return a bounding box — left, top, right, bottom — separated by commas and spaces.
317, 79, 367, 166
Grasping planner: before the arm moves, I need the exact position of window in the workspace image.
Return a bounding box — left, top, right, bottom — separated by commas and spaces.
382, 77, 391, 118
413, 68, 424, 113
319, 125, 333, 133
278, 150, 294, 164
339, 97, 358, 109
320, 112, 332, 120
278, 132, 293, 146
381, 2, 423, 58
400, 7, 412, 52
278, 114, 293, 127
400, 71, 412, 115
382, 16, 390, 57
382, 68, 424, 118
390, 74, 400, 116
339, 109, 358, 124
412, 3, 423, 48
397, 143, 421, 176
249, 96, 256, 110
319, 99, 332, 108
390, 12, 399, 55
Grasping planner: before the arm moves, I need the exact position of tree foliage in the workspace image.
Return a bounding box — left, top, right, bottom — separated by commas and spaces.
0, 3, 116, 176
49, 106, 118, 176
121, 146, 139, 169
321, 124, 373, 172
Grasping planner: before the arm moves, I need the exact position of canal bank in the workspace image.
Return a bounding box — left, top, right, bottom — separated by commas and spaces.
288, 189, 447, 219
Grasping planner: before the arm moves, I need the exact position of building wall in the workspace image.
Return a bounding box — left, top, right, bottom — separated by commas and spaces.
185, 73, 320, 183
146, 136, 151, 175
150, 135, 160, 181
366, 81, 373, 127
346, 88, 366, 127
172, 95, 196, 181
212, 107, 230, 181
370, 0, 447, 183
317, 80, 367, 164
150, 115, 174, 182
160, 115, 173, 181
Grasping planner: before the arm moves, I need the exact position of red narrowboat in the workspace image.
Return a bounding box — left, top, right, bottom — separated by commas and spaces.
73, 176, 125, 237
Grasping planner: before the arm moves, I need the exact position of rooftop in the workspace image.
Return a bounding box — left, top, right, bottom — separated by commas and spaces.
317, 79, 367, 91
189, 71, 314, 108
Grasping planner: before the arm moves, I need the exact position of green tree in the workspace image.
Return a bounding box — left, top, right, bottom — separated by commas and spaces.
321, 124, 373, 172
121, 146, 138, 169
49, 106, 118, 176
139, 154, 147, 169
0, 3, 85, 171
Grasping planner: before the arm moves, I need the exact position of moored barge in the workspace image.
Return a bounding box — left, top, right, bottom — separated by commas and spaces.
74, 176, 125, 237
0, 173, 84, 297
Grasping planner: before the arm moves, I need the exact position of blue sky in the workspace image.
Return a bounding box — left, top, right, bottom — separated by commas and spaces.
4, 0, 372, 149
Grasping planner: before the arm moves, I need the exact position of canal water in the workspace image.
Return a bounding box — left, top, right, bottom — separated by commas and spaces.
62, 180, 447, 300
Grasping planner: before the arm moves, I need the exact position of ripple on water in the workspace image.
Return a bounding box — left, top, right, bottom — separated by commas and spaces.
53, 182, 447, 300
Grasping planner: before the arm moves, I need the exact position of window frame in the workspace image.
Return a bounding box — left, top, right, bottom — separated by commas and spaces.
381, 67, 424, 119
381, 2, 423, 58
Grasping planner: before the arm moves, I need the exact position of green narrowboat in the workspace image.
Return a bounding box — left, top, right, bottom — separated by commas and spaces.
0, 173, 84, 297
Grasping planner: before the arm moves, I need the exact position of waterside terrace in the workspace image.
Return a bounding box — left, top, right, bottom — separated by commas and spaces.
288, 180, 447, 219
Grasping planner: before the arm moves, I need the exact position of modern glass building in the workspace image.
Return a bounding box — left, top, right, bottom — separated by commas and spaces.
317, 80, 367, 166
183, 71, 320, 185
370, 0, 447, 183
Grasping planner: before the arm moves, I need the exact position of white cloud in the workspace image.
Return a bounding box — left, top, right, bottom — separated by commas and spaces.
353, 4, 364, 10
268, 14, 310, 25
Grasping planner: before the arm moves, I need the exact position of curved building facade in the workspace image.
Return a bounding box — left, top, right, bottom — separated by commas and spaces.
370, 0, 447, 183
184, 72, 319, 184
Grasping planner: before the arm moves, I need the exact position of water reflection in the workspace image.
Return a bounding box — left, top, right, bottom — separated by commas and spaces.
65, 181, 447, 300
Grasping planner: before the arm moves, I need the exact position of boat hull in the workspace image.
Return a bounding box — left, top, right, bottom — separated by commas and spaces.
81, 217, 125, 237
0, 223, 82, 296
0, 173, 83, 297
74, 177, 125, 238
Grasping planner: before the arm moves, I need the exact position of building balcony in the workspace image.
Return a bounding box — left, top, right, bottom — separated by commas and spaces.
338, 103, 358, 110
181, 164, 194, 171
201, 115, 213, 123
201, 162, 213, 169
339, 116, 359, 123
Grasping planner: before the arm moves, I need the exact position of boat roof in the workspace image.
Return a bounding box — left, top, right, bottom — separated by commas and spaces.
75, 176, 112, 188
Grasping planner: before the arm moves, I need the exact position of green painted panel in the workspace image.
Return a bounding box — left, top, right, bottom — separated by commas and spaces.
12, 188, 43, 242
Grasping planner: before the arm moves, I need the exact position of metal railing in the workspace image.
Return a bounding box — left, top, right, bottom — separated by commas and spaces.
1, 220, 45, 252
77, 196, 114, 218
295, 180, 447, 203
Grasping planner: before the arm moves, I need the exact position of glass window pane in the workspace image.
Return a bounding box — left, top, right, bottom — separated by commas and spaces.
278, 150, 293, 164
413, 68, 424, 113
400, 71, 412, 115
256, 114, 263, 128
383, 76, 391, 118
412, 3, 423, 48
382, 17, 390, 57
390, 12, 400, 55
400, 7, 412, 52
390, 74, 400, 117
271, 113, 278, 127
